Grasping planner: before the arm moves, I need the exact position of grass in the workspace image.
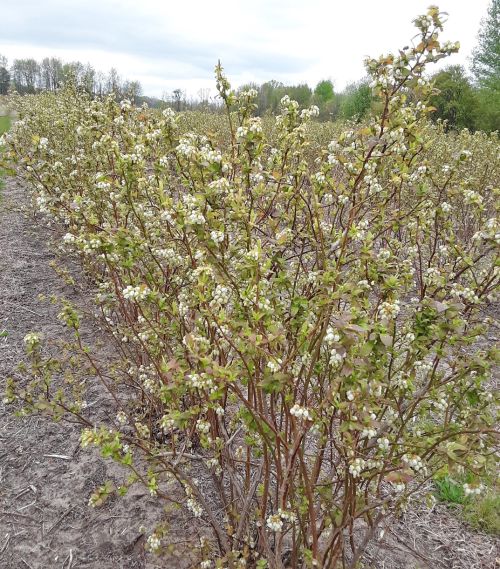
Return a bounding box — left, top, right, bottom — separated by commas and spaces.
463, 492, 500, 534
434, 476, 466, 504
434, 473, 500, 535
0, 115, 10, 135
0, 115, 11, 200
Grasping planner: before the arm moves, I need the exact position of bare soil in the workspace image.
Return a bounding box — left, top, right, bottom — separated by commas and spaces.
0, 178, 191, 569
0, 176, 498, 568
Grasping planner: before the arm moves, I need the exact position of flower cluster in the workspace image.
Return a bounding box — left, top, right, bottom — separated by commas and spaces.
290, 404, 313, 421
122, 285, 150, 301
349, 458, 366, 478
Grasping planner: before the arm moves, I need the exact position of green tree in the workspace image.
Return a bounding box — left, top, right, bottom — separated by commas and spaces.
471, 0, 500, 132
257, 80, 283, 114
472, 0, 500, 90
475, 87, 500, 131
340, 80, 372, 120
285, 83, 312, 108
429, 65, 478, 130
314, 79, 334, 104
254, 81, 312, 115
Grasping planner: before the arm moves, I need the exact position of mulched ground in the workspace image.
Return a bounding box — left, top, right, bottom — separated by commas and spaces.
0, 176, 498, 568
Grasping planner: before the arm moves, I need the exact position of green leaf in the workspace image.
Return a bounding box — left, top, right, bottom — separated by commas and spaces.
359, 342, 374, 356
290, 296, 308, 317
259, 372, 289, 394
446, 442, 469, 461
380, 334, 393, 347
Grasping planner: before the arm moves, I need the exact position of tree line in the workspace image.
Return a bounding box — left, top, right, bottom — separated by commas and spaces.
0, 55, 145, 103
166, 1, 499, 131
1, 0, 497, 131
231, 78, 373, 122
161, 0, 499, 132
0, 53, 376, 121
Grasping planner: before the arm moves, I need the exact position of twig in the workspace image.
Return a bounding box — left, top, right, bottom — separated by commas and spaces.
0, 510, 37, 522
0, 533, 10, 554
387, 527, 435, 566
47, 508, 72, 534
14, 487, 32, 500
43, 454, 71, 461
0, 300, 43, 318
61, 549, 74, 569
17, 500, 36, 512
20, 457, 33, 473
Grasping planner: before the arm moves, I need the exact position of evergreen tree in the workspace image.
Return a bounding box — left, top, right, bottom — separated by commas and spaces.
472, 0, 500, 90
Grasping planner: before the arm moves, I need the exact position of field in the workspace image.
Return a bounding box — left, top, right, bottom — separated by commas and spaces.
0, 9, 498, 569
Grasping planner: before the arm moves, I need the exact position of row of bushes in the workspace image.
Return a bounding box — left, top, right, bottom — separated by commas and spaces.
2, 8, 499, 568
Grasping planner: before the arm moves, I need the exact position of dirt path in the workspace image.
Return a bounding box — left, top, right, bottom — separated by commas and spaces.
0, 176, 497, 569
0, 177, 170, 569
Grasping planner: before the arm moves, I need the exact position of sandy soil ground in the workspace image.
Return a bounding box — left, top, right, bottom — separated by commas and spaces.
0, 176, 498, 568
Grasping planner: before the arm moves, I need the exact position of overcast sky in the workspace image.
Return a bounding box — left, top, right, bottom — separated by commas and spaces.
0, 0, 490, 98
